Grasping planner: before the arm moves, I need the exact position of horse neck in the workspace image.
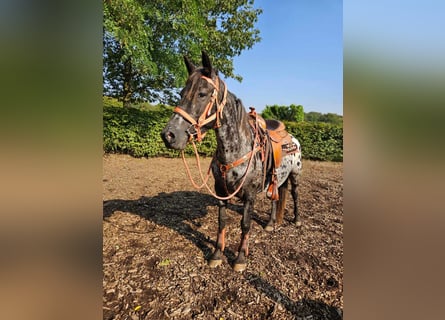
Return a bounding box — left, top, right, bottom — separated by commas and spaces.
214, 92, 254, 164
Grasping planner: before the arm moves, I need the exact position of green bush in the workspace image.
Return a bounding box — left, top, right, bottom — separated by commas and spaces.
103, 105, 217, 157
103, 105, 343, 161
103, 96, 122, 108
262, 104, 304, 122
285, 121, 343, 161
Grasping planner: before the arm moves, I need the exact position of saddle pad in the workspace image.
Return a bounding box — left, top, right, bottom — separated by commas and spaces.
282, 141, 299, 154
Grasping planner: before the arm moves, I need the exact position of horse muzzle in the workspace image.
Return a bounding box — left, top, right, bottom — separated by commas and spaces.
161, 124, 189, 150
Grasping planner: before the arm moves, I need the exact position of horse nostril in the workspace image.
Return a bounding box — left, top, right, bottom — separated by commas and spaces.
166, 131, 175, 142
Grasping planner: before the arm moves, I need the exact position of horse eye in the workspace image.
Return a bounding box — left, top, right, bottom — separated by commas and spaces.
198, 92, 206, 98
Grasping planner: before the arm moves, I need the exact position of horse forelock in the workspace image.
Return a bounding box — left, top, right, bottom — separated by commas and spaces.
183, 68, 214, 101
183, 73, 199, 101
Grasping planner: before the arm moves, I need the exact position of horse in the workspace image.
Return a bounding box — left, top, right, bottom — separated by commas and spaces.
161, 51, 302, 272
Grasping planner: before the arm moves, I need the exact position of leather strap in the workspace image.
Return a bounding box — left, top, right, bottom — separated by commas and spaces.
173, 75, 227, 142
217, 145, 262, 177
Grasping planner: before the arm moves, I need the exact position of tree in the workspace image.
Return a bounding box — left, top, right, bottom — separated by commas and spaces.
304, 111, 322, 122
304, 111, 343, 125
103, 0, 262, 107
261, 104, 304, 122
319, 113, 343, 125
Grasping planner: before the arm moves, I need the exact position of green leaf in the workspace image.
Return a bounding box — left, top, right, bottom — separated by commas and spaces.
158, 258, 171, 267
103, 0, 263, 104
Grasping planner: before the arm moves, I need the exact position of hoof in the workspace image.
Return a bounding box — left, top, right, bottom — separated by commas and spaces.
208, 259, 222, 268
264, 225, 274, 232
233, 263, 247, 272
295, 221, 302, 227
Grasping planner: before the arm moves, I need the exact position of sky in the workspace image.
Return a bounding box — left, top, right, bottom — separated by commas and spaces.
222, 0, 343, 115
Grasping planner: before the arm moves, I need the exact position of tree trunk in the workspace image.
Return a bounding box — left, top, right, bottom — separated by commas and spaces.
122, 59, 133, 108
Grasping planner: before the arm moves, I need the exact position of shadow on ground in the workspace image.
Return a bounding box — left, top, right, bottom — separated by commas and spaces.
104, 191, 219, 259
103, 191, 272, 263
245, 272, 342, 319
103, 191, 342, 319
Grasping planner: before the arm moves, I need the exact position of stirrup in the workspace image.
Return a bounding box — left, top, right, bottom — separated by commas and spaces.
266, 174, 279, 200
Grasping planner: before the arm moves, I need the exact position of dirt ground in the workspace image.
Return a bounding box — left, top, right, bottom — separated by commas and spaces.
103, 154, 343, 320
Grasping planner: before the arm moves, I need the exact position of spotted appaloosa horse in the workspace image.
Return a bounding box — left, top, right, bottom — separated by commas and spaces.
161, 51, 302, 271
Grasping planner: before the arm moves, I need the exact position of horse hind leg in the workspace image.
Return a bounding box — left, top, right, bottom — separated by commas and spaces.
265, 178, 288, 231
289, 171, 301, 226
264, 200, 277, 232
276, 177, 289, 225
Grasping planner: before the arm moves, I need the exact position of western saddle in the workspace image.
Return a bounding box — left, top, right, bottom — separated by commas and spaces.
248, 108, 299, 200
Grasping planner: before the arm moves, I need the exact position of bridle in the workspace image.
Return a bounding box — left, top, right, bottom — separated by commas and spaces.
173, 73, 264, 200
173, 74, 227, 142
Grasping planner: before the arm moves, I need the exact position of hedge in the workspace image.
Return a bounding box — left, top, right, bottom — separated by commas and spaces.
103, 105, 343, 161
103, 105, 217, 157
285, 121, 343, 162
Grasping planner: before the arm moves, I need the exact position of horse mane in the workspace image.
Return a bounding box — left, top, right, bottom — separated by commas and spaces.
221, 83, 251, 139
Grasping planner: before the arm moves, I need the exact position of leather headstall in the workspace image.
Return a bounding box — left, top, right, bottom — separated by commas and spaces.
173, 75, 227, 142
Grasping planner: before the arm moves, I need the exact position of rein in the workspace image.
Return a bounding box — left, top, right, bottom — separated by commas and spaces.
180, 115, 261, 200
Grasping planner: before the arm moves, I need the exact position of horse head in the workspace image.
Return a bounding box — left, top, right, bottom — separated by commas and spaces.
161, 51, 227, 150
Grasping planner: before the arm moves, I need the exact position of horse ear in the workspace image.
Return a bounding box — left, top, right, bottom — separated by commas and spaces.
201, 50, 213, 76
183, 56, 196, 75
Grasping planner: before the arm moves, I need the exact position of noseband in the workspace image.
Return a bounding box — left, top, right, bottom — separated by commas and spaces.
173, 75, 227, 142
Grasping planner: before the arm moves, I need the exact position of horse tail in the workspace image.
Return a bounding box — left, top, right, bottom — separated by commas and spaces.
276, 177, 289, 224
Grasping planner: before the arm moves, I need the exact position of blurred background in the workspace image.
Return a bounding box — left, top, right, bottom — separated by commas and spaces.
344, 1, 445, 319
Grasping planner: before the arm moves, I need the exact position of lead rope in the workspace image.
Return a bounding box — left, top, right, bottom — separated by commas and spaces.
180, 116, 261, 201
180, 141, 212, 190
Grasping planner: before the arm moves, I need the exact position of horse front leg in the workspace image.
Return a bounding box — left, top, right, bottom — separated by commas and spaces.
208, 200, 227, 268
233, 197, 253, 272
